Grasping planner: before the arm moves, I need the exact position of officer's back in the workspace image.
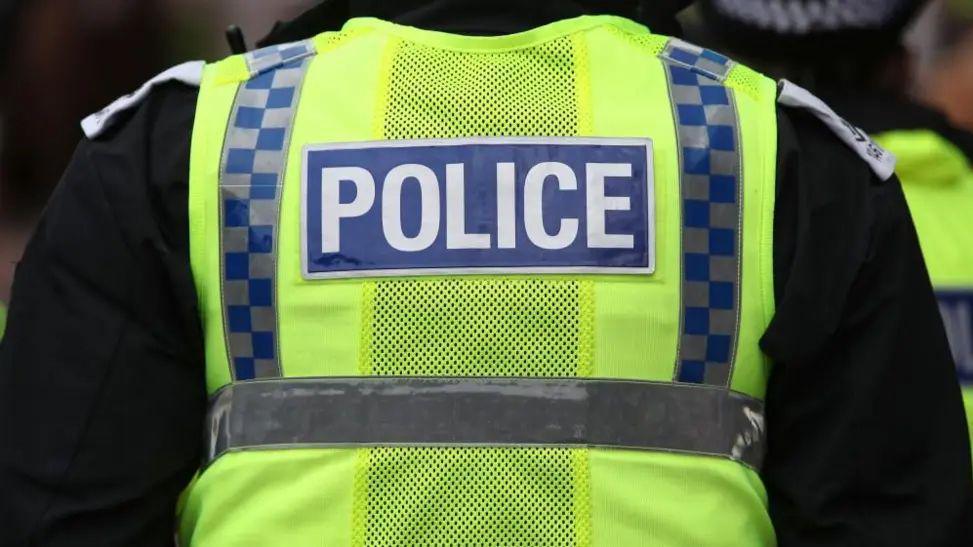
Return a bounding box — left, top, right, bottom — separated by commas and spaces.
1, 1, 970, 546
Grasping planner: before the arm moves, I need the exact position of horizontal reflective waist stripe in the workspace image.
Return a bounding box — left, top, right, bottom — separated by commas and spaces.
206, 377, 767, 468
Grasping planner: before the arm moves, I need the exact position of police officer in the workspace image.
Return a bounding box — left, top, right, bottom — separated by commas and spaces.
1, 1, 971, 546
697, 0, 973, 460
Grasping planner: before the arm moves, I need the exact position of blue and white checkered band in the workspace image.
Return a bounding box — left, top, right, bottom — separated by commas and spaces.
246, 41, 318, 78
220, 40, 317, 381
660, 39, 743, 387
661, 38, 734, 83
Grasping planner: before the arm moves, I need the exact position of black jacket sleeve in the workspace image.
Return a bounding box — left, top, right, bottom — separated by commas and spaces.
761, 106, 973, 546
0, 83, 205, 546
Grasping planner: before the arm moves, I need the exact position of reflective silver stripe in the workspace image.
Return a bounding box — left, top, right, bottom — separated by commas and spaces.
661, 39, 744, 387
219, 40, 316, 381
206, 377, 766, 469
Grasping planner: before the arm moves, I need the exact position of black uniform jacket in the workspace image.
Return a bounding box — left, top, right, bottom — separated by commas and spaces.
2, 1, 971, 545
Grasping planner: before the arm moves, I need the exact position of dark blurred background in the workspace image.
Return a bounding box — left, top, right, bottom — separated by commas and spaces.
0, 0, 318, 305
0, 0, 971, 307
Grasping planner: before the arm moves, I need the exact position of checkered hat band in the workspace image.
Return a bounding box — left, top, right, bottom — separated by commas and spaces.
711, 0, 914, 34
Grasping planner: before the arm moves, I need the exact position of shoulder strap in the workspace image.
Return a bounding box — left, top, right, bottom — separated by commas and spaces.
81, 61, 204, 139
778, 79, 897, 180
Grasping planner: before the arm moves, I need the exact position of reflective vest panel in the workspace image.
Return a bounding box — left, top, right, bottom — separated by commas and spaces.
182, 15, 779, 546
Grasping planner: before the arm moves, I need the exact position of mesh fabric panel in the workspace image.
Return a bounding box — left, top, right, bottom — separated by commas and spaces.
603, 25, 668, 56
382, 37, 581, 138
370, 31, 591, 378
360, 278, 594, 376
353, 448, 591, 547
725, 64, 767, 101
355, 35, 594, 546
318, 30, 354, 51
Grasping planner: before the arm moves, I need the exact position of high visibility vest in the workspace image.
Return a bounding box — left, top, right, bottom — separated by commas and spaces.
875, 129, 973, 450
180, 16, 779, 546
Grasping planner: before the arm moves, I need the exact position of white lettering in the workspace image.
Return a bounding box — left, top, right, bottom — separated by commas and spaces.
496, 162, 517, 249
446, 163, 491, 249
321, 166, 375, 253
382, 164, 440, 252
524, 162, 578, 250
586, 162, 634, 249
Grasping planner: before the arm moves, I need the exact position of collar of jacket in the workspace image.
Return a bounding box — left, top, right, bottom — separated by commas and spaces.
256, 0, 688, 48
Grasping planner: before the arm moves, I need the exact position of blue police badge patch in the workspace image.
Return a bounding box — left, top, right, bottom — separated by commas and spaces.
938, 290, 973, 386
301, 137, 654, 279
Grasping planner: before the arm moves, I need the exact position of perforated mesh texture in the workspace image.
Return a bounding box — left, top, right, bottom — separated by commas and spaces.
356, 35, 595, 546
382, 37, 581, 139
318, 30, 350, 50
603, 25, 668, 56
371, 31, 591, 379
358, 277, 594, 544
354, 448, 590, 547
725, 64, 770, 102
361, 278, 594, 377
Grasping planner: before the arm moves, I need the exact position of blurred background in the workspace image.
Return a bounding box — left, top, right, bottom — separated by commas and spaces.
0, 0, 317, 306
0, 0, 971, 308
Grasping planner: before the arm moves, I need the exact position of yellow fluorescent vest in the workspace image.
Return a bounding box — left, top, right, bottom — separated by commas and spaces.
875, 130, 973, 447
182, 16, 779, 546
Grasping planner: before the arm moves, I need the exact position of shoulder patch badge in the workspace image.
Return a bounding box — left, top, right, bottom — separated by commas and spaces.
81, 60, 204, 139
777, 80, 896, 180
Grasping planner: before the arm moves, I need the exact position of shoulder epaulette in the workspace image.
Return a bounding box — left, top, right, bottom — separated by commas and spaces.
81, 61, 204, 139
81, 39, 320, 140
777, 79, 897, 180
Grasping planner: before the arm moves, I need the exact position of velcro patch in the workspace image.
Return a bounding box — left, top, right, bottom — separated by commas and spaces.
778, 80, 897, 180
938, 290, 973, 385
301, 137, 654, 279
